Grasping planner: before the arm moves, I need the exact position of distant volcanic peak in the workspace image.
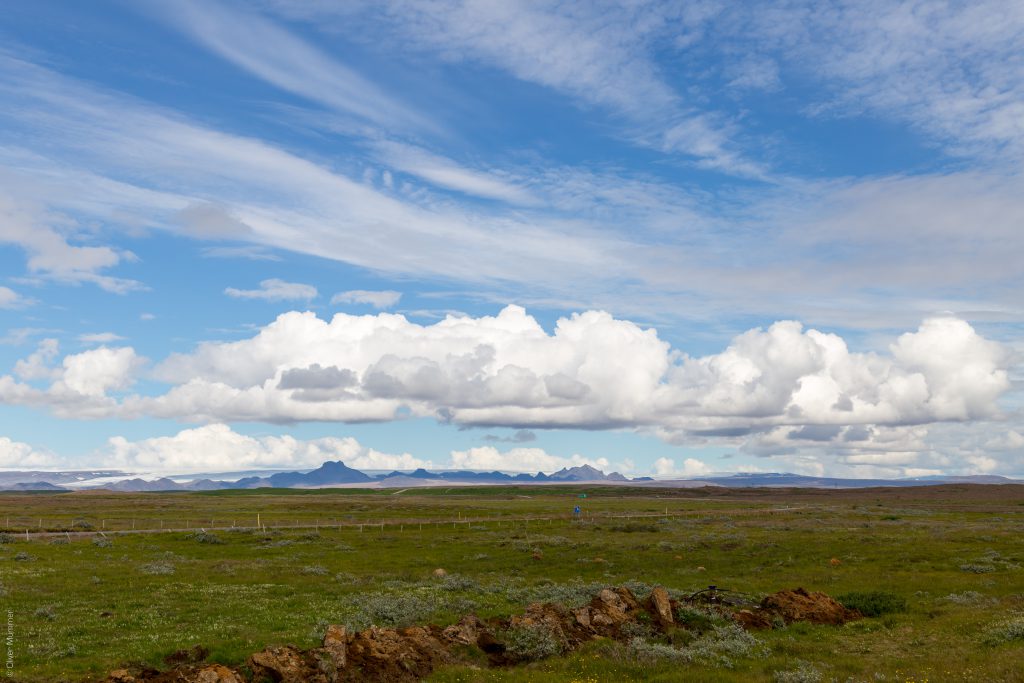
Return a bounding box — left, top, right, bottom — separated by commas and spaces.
317, 461, 372, 480
268, 460, 372, 486
549, 464, 609, 481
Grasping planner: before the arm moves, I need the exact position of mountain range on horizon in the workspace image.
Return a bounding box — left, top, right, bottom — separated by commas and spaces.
0, 461, 1018, 492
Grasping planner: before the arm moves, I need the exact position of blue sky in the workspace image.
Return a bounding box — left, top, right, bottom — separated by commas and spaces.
1, 0, 1022, 478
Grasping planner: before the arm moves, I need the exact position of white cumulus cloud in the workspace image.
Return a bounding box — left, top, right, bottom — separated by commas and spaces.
0, 436, 56, 468
0, 308, 1012, 477
448, 445, 609, 473
130, 307, 1010, 438
100, 423, 430, 474
59, 347, 142, 397
14, 339, 61, 381
652, 456, 711, 478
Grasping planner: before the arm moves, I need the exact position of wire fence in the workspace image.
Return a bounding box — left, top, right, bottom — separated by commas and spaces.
5, 507, 724, 540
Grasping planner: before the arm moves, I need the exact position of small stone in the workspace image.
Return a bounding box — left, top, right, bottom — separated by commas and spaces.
193, 664, 244, 683
442, 614, 485, 645
648, 586, 674, 628
573, 607, 592, 628
249, 646, 310, 683
322, 624, 347, 669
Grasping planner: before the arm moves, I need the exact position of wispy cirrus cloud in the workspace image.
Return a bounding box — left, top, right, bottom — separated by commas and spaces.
743, 0, 1024, 162
331, 290, 402, 309
1, 41, 1022, 332
0, 190, 143, 294
200, 245, 281, 261
0, 286, 30, 309
371, 140, 535, 204
266, 0, 1024, 169
0, 53, 648, 306
161, 0, 438, 136
78, 332, 126, 344
225, 279, 318, 302
262, 0, 758, 175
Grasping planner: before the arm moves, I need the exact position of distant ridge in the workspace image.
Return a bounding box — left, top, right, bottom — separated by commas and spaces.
639, 472, 1021, 489
0, 470, 127, 488
8, 482, 68, 491
106, 477, 184, 492
0, 462, 1019, 492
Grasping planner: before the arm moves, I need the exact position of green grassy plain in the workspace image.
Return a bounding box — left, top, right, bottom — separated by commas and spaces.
3, 484, 1024, 682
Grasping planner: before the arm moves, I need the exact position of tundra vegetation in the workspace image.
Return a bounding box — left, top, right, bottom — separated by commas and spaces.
2, 484, 1023, 681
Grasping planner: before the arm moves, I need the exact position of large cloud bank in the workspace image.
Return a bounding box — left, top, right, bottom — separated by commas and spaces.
0, 436, 55, 468
1, 307, 1010, 446
95, 424, 611, 475
100, 424, 427, 474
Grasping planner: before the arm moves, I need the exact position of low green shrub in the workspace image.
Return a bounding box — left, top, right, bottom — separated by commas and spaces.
506, 580, 605, 608
341, 590, 479, 630
300, 565, 328, 576
501, 622, 563, 662
982, 617, 1024, 645
674, 605, 726, 634
629, 623, 767, 669
838, 591, 907, 617
186, 531, 225, 545
686, 623, 768, 668
944, 591, 988, 605
773, 660, 824, 683
140, 561, 175, 575
34, 605, 57, 621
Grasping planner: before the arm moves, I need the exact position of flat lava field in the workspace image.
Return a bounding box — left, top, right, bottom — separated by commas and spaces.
4, 484, 1024, 682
